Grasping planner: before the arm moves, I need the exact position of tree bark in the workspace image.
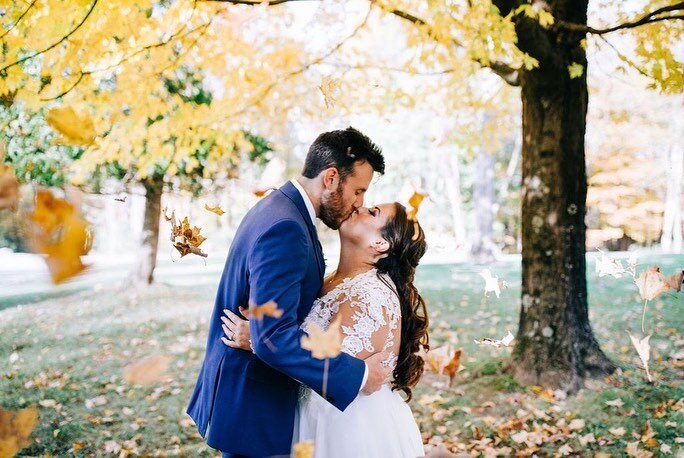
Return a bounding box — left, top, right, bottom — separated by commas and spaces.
494, 0, 616, 390
134, 175, 163, 284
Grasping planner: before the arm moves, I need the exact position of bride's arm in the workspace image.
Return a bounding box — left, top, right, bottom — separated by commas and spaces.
221, 308, 253, 351
332, 292, 399, 363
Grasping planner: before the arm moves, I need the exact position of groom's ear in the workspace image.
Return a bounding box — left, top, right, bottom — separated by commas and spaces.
322, 167, 340, 190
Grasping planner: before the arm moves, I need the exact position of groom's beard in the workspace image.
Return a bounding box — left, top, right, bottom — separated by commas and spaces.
319, 185, 348, 230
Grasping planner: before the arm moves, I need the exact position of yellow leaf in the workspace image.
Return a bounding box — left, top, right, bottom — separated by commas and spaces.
0, 405, 39, 458
301, 315, 342, 359
318, 76, 340, 109
537, 9, 554, 27
292, 441, 314, 458
568, 62, 584, 79
204, 204, 225, 216
46, 106, 96, 146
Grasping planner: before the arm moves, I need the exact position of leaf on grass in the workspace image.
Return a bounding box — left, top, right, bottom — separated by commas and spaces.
628, 333, 652, 382
318, 76, 340, 109
27, 189, 89, 283
292, 441, 315, 458
204, 204, 225, 216
84, 395, 107, 409
123, 354, 171, 386
245, 300, 283, 321
635, 266, 668, 301
609, 426, 626, 437
479, 269, 507, 298
301, 315, 342, 359
163, 207, 208, 258
605, 398, 624, 408
46, 106, 96, 146
474, 330, 514, 348
0, 405, 39, 457
626, 440, 653, 458
0, 162, 19, 212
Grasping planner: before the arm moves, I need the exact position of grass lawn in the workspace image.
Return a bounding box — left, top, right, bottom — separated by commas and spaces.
1, 253, 682, 457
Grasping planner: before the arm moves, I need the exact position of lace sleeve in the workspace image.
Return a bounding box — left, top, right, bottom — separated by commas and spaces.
331, 271, 401, 368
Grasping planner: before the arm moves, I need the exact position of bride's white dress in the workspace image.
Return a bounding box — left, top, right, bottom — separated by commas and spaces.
292, 269, 425, 458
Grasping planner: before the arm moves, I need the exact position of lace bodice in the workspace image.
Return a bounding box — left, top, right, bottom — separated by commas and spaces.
302, 268, 401, 370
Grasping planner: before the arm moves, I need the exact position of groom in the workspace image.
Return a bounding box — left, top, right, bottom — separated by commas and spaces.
187, 127, 391, 457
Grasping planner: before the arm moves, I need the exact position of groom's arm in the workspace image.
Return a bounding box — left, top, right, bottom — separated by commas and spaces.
247, 219, 366, 411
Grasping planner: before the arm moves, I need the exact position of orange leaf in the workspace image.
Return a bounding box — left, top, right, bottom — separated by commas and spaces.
443, 349, 462, 386
246, 300, 283, 321
123, 354, 171, 386
0, 162, 19, 212
204, 204, 225, 216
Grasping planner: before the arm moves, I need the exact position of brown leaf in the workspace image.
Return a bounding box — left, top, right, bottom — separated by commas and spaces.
301, 315, 342, 359
0, 405, 39, 457
663, 270, 683, 293
204, 204, 225, 216
163, 207, 208, 258
123, 354, 171, 386
443, 349, 462, 386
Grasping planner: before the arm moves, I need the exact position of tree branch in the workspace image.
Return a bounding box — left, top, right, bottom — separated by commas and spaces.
0, 0, 99, 74
0, 0, 37, 40
556, 2, 684, 35
381, 5, 520, 86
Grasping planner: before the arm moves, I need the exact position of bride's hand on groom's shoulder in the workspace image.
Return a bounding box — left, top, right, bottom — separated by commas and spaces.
361, 351, 393, 395
221, 307, 253, 352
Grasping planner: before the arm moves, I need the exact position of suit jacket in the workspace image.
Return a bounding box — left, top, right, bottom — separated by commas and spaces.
186, 181, 366, 456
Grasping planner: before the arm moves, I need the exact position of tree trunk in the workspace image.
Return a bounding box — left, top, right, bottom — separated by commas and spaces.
134, 175, 163, 284
442, 152, 467, 251
495, 0, 616, 391
470, 147, 499, 263
660, 107, 683, 253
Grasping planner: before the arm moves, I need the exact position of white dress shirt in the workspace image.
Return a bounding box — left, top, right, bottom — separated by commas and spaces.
289, 178, 369, 393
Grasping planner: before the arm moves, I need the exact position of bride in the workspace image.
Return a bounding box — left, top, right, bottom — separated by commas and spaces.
222, 202, 430, 457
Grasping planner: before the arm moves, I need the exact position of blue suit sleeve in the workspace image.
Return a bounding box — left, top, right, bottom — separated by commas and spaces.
247, 219, 365, 411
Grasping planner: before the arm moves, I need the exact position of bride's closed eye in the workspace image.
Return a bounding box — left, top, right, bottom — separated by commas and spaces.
369, 207, 379, 216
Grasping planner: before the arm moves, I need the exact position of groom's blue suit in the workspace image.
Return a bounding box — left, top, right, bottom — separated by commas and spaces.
187, 181, 366, 457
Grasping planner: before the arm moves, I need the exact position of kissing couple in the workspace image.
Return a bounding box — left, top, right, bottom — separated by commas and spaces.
187, 127, 430, 457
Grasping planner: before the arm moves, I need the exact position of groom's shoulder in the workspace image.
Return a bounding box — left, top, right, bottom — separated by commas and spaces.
241, 188, 304, 232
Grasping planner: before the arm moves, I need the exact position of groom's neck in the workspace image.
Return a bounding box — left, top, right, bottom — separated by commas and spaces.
295, 175, 322, 217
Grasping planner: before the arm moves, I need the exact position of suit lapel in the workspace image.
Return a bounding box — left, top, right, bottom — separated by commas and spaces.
279, 181, 325, 280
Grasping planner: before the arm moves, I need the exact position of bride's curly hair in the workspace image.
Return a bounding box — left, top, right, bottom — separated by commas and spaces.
374, 203, 429, 401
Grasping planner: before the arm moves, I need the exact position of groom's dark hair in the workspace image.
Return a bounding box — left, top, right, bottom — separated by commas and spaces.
302, 127, 385, 181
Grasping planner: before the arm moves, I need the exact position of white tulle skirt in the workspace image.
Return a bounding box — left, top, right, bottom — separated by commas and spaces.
293, 384, 425, 458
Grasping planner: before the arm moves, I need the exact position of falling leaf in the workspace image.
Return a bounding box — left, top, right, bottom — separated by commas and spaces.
628, 333, 652, 382
318, 76, 340, 109
123, 354, 171, 386
423, 344, 457, 374
442, 349, 462, 386
301, 315, 342, 360
292, 441, 315, 458
406, 191, 426, 222
27, 189, 89, 283
114, 196, 127, 202
635, 266, 668, 301
474, 330, 515, 348
595, 250, 627, 278
609, 426, 627, 437
163, 207, 208, 258
0, 162, 19, 212
244, 300, 283, 321
568, 62, 584, 79
46, 106, 96, 145
0, 405, 39, 457
479, 269, 507, 298
663, 269, 683, 292
204, 204, 225, 216
253, 187, 276, 198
